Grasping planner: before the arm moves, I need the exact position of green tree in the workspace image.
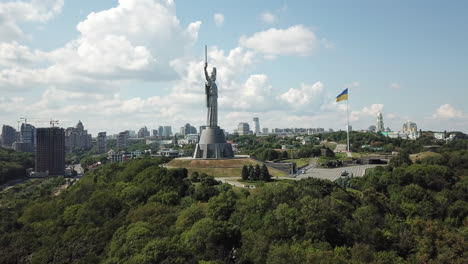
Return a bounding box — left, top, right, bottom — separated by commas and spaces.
241, 165, 249, 180
260, 164, 271, 181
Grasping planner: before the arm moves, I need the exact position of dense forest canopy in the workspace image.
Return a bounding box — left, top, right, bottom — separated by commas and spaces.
0, 142, 467, 263
0, 148, 34, 185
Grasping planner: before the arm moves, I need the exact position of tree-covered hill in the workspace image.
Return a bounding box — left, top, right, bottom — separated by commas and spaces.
0, 150, 467, 263
0, 147, 34, 185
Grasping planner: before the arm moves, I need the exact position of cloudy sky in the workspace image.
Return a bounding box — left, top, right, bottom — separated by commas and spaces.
1, 0, 467, 135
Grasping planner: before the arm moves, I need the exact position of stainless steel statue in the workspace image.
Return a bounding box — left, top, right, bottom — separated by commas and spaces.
204, 62, 217, 127
193, 46, 234, 159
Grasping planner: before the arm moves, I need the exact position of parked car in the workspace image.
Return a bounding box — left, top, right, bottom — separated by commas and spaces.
341, 170, 349, 176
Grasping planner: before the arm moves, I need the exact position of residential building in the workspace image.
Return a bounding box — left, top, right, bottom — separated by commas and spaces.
64, 121, 92, 153
97, 132, 106, 153
152, 129, 158, 137
253, 117, 260, 135
137, 126, 150, 138
181, 123, 197, 136
158, 126, 164, 137
163, 126, 172, 137
1, 125, 16, 148
36, 127, 65, 176
20, 123, 36, 152
262, 128, 269, 134
237, 123, 250, 136
117, 131, 129, 149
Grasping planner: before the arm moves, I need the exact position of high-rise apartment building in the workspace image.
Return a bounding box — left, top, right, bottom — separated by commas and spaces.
36, 127, 65, 176
97, 132, 106, 153
117, 131, 129, 149
137, 126, 150, 138
158, 126, 164, 137
1, 125, 17, 148
163, 126, 172, 137
237, 123, 250, 136
181, 123, 197, 136
253, 117, 260, 135
20, 123, 36, 152
65, 121, 92, 153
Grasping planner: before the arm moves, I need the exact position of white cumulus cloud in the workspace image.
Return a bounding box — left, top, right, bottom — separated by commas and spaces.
350, 104, 384, 121
214, 13, 224, 26
280, 82, 324, 105
432, 104, 464, 119
260, 11, 276, 24
239, 25, 317, 58
0, 0, 202, 89
0, 0, 63, 41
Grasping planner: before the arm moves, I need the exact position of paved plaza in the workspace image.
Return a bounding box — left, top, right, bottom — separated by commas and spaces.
294, 164, 383, 181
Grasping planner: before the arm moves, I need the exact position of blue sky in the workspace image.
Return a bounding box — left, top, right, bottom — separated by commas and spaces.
0, 0, 467, 135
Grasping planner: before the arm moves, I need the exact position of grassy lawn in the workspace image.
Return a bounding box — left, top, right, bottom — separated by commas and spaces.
409, 152, 442, 163
323, 142, 337, 150
167, 158, 286, 178
283, 158, 311, 168
317, 153, 352, 164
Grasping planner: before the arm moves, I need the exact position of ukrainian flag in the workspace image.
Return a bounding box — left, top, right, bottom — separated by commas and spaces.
336, 88, 348, 102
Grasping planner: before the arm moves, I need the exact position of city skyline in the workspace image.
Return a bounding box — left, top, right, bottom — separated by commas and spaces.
1, 0, 467, 134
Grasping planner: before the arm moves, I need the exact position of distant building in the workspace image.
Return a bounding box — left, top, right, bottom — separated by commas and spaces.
368, 125, 376, 132
376, 112, 384, 132
237, 123, 250, 136
158, 148, 179, 158
65, 121, 92, 153
152, 129, 158, 137
185, 134, 199, 143
158, 126, 164, 137
13, 142, 31, 152
117, 131, 129, 149
262, 128, 269, 134
36, 127, 65, 176
434, 132, 445, 140
402, 120, 417, 133
20, 123, 36, 152
199, 125, 207, 135
162, 126, 172, 137
181, 123, 197, 136
127, 130, 136, 138
97, 132, 106, 153
1, 125, 17, 148
137, 126, 150, 138
253, 117, 260, 135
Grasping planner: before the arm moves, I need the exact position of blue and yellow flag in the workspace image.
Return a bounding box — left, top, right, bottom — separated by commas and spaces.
336, 88, 348, 102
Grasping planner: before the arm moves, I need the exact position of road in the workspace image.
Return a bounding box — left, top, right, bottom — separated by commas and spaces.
217, 177, 245, 187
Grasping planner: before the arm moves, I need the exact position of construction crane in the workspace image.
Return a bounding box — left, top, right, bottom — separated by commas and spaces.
50, 120, 59, 127
20, 117, 28, 125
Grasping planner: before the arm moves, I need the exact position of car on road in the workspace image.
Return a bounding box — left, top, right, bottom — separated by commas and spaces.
301, 170, 306, 174
341, 170, 349, 176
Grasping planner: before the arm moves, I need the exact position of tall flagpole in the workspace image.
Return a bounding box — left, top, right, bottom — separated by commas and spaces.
346, 88, 350, 152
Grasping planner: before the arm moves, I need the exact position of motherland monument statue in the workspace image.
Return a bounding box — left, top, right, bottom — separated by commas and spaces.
193, 46, 234, 159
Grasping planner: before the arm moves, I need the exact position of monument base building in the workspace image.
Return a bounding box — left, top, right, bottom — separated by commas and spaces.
193, 126, 233, 159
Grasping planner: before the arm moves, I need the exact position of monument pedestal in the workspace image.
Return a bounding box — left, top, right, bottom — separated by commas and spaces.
193, 126, 233, 159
